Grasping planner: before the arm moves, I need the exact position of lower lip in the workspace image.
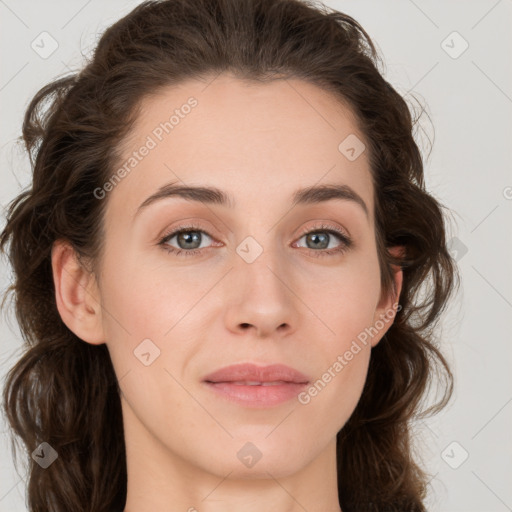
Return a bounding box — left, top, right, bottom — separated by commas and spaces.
204, 381, 308, 407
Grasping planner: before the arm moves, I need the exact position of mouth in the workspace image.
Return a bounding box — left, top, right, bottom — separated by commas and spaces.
202, 363, 309, 408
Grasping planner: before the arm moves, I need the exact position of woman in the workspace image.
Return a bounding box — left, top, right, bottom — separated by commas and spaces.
0, 0, 459, 510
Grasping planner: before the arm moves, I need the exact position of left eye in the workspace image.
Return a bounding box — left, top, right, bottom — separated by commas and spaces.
294, 230, 346, 251
159, 227, 213, 255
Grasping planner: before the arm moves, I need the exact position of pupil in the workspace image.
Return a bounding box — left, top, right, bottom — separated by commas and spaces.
178, 231, 201, 249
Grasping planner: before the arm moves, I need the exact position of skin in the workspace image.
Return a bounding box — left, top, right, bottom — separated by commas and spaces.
52, 73, 403, 512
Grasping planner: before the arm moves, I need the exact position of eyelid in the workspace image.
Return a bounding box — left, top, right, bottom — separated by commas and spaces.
158, 219, 219, 241
295, 221, 350, 240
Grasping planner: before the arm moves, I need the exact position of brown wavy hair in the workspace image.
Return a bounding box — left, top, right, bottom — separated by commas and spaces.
0, 0, 459, 510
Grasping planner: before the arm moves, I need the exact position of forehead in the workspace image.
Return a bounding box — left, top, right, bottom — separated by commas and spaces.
107, 74, 374, 224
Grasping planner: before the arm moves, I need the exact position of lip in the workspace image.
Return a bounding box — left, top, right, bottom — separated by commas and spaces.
203, 363, 310, 384
202, 363, 310, 408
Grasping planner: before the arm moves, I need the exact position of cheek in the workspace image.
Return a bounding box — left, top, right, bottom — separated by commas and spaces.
99, 250, 201, 339
291, 262, 380, 427
302, 254, 382, 339
98, 251, 217, 390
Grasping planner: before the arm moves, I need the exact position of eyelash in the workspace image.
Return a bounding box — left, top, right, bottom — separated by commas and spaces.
158, 222, 353, 258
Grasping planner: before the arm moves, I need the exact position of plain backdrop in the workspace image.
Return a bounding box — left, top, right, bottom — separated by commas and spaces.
1, 1, 511, 511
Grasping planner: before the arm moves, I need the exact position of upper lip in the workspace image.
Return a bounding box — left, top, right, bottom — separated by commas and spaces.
203, 363, 310, 384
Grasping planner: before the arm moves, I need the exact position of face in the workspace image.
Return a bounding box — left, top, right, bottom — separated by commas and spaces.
71, 74, 401, 480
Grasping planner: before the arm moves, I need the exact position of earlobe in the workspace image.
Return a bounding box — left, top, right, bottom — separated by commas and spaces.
371, 245, 405, 348
51, 239, 105, 345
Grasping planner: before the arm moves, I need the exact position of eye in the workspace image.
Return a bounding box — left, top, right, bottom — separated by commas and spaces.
159, 224, 217, 257
293, 222, 352, 257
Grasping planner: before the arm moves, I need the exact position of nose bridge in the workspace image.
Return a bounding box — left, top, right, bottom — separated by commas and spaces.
236, 233, 290, 301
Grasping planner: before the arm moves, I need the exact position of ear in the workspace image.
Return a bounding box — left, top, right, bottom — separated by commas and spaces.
370, 245, 405, 348
51, 239, 105, 345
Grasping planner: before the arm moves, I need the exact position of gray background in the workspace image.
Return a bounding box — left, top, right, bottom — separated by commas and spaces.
1, 1, 511, 511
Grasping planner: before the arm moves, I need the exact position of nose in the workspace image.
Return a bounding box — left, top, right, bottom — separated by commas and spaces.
223, 247, 300, 339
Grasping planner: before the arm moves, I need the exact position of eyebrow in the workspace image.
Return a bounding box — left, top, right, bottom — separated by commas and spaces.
135, 181, 369, 218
